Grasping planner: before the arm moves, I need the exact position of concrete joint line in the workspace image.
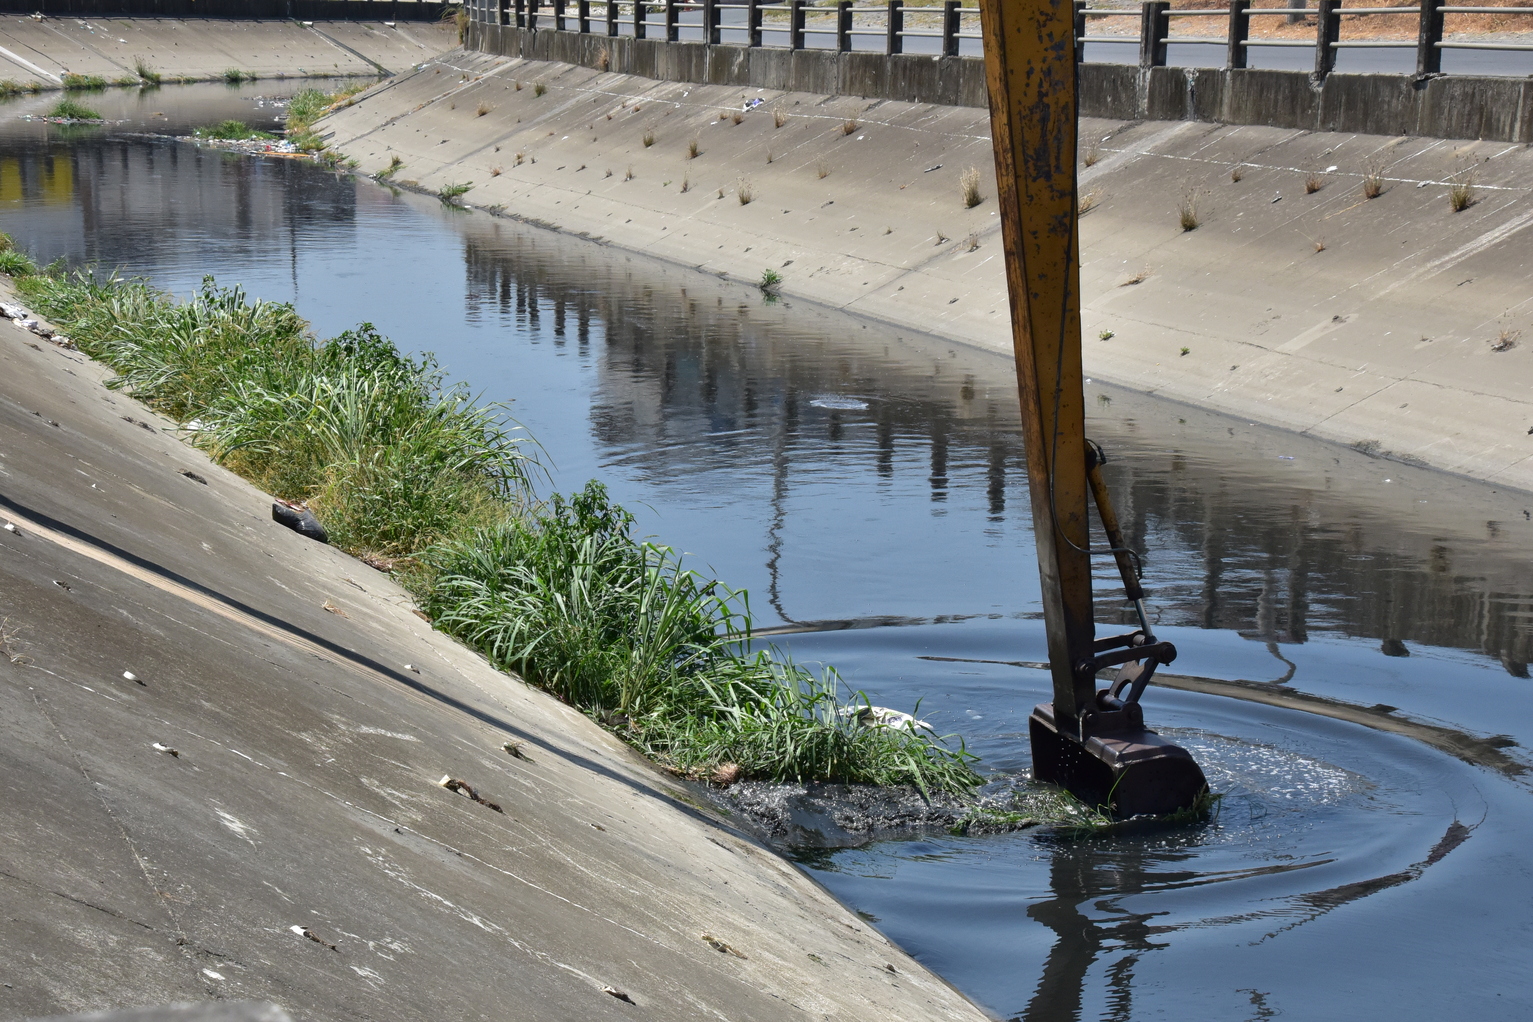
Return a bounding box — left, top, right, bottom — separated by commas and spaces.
305, 23, 391, 76
0, 41, 61, 82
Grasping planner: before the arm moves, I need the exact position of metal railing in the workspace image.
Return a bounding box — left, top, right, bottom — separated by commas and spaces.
469, 0, 1533, 76
471, 0, 983, 56
0, 0, 449, 18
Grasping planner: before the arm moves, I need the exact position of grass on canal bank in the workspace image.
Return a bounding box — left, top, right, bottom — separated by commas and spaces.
12, 263, 983, 796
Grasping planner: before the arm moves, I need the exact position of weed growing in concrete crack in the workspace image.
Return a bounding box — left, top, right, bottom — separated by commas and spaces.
515, 151, 525, 165
476, 102, 492, 117
1230, 164, 1244, 182
514, 80, 523, 91
841, 118, 859, 136
490, 165, 503, 177
378, 155, 404, 179
533, 82, 547, 97
964, 232, 979, 252
1362, 157, 1385, 199
960, 166, 983, 208
624, 165, 634, 181
765, 149, 773, 164
760, 268, 783, 292
1492, 329, 1520, 352
773, 106, 788, 128
737, 178, 755, 205
0, 617, 30, 665
61, 73, 107, 91
1312, 237, 1326, 253
1083, 146, 1101, 167
1179, 346, 1191, 356
605, 168, 613, 177
680, 175, 690, 193
1119, 267, 1150, 286
815, 158, 830, 179
687, 137, 700, 159
731, 110, 744, 125
1449, 167, 1476, 212
642, 128, 656, 147
719, 110, 731, 121
596, 45, 610, 71
1304, 170, 1325, 194
884, 226, 892, 235
717, 187, 725, 199
1099, 329, 1115, 340
1079, 189, 1101, 215
222, 68, 250, 85
133, 55, 161, 85
935, 230, 948, 245
438, 182, 474, 205
1178, 187, 1201, 231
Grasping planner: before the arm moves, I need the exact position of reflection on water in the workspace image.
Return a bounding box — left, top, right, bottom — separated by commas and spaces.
4, 97, 1533, 1019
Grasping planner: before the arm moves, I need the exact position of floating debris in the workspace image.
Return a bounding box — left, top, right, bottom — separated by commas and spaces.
808, 396, 869, 411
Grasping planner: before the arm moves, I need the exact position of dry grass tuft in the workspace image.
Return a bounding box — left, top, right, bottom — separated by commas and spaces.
680, 175, 690, 193
719, 110, 731, 121
964, 232, 980, 252
533, 82, 547, 97
0, 617, 29, 665
1362, 157, 1385, 199
687, 137, 700, 159
731, 110, 744, 125
960, 165, 983, 208
1079, 189, 1101, 215
1230, 164, 1244, 183
841, 118, 859, 135
1119, 266, 1151, 286
1083, 147, 1101, 167
624, 165, 634, 181
1491, 328, 1519, 352
596, 45, 610, 71
1449, 166, 1476, 212
476, 102, 492, 117
514, 80, 523, 91
935, 230, 948, 245
1313, 237, 1326, 253
737, 178, 754, 205
1178, 187, 1201, 231
1305, 170, 1325, 194
773, 106, 787, 128
815, 158, 830, 179
642, 128, 655, 147
490, 165, 503, 177
515, 151, 525, 166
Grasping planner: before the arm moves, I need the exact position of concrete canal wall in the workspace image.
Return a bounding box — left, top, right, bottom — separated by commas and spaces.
0, 13, 456, 86
470, 21, 1533, 145
0, 273, 990, 1020
320, 48, 1533, 493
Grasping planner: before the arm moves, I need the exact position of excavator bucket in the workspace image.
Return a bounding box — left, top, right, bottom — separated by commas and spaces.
977, 0, 1207, 817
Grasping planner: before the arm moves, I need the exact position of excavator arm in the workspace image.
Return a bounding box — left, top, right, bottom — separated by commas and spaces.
978, 0, 1207, 816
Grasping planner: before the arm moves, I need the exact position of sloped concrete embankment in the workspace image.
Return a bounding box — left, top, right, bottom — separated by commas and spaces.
0, 277, 989, 1020
320, 48, 1533, 493
0, 15, 456, 86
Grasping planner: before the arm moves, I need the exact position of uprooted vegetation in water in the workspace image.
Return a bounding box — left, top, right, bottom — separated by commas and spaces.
284, 82, 370, 153
197, 119, 277, 141
14, 268, 983, 797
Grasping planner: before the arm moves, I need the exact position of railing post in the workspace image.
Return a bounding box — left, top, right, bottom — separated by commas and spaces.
665, 0, 678, 39
790, 0, 805, 49
887, 0, 903, 53
941, 0, 960, 56
578, 0, 590, 32
704, 0, 719, 42
1286, 0, 1305, 25
608, 0, 619, 34
1417, 0, 1444, 75
516, 0, 526, 28
1073, 0, 1086, 64
529, 0, 540, 31
498, 0, 509, 25
554, 0, 566, 29
1139, 0, 1167, 68
837, 0, 852, 51
1227, 0, 1248, 68
748, 0, 763, 46
634, 0, 646, 37
1314, 0, 1338, 76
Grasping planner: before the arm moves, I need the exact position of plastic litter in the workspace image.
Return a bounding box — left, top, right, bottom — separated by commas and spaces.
152, 742, 180, 757
272, 499, 329, 543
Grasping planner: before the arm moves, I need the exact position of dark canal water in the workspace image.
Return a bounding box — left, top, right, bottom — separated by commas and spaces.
5, 84, 1533, 1021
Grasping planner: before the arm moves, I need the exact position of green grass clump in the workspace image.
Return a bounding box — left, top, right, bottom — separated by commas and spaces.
0, 249, 38, 277
48, 98, 100, 121
222, 68, 251, 84
438, 181, 473, 205
14, 267, 981, 796
133, 56, 162, 85
61, 73, 107, 91
415, 481, 980, 792
0, 79, 22, 97
198, 120, 276, 141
